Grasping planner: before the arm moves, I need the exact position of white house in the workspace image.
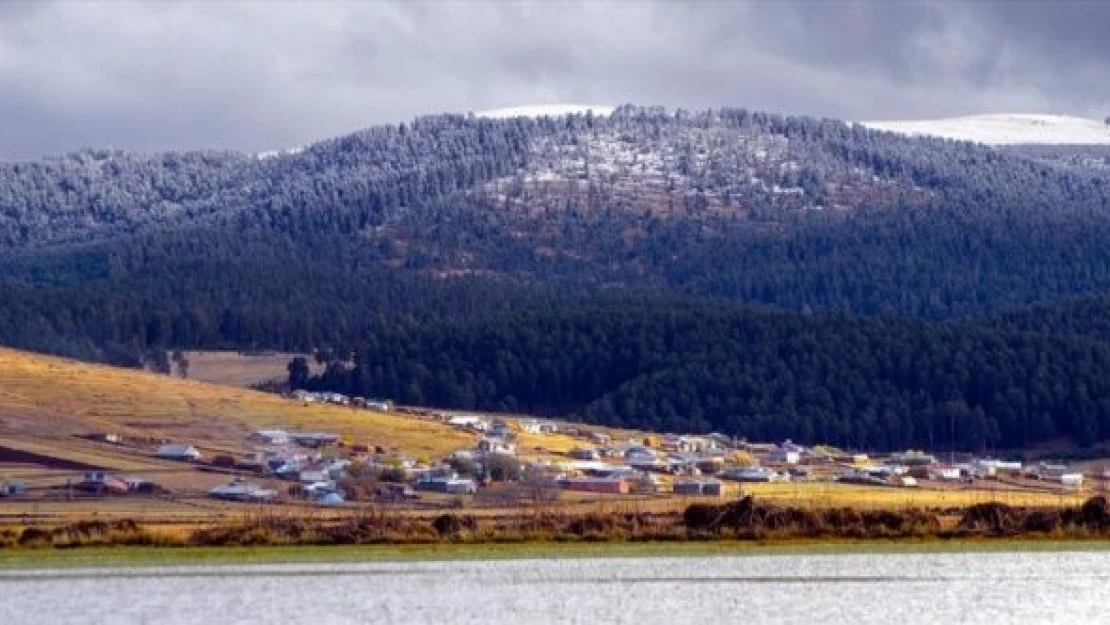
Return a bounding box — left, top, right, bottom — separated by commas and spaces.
155, 444, 201, 462
1059, 473, 1084, 488
448, 415, 489, 432
520, 419, 558, 435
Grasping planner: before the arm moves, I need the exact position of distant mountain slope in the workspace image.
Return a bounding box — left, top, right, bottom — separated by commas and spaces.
2, 105, 1110, 364
862, 114, 1110, 145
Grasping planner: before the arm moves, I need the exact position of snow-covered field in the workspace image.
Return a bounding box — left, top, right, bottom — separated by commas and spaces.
475, 103, 616, 119
861, 114, 1110, 145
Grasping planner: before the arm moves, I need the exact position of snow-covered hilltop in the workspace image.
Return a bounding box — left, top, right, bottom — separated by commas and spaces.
861, 114, 1110, 146
474, 103, 616, 119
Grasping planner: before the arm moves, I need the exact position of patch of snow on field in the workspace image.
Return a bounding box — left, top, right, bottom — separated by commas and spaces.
861, 114, 1110, 145
475, 104, 616, 119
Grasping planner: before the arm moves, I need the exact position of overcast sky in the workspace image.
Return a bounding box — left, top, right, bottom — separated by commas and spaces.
0, 0, 1107, 159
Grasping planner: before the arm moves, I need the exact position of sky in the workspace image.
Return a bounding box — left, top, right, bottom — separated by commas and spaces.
0, 0, 1107, 159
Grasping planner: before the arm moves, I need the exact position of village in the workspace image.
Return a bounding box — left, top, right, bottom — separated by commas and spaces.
0, 389, 1102, 516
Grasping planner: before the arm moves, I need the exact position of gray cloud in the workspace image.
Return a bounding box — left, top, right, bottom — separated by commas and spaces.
0, 0, 1107, 159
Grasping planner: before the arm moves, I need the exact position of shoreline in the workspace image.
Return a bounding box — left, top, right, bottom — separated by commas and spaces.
4, 538, 1110, 569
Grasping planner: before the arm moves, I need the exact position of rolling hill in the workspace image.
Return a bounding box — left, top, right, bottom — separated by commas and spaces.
3, 104, 1110, 448
0, 346, 476, 463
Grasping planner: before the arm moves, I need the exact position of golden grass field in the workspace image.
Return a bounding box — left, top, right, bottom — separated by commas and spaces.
0, 346, 475, 459
0, 346, 1103, 528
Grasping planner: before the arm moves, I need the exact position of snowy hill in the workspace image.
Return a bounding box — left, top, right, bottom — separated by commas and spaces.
861, 114, 1110, 146
474, 103, 615, 119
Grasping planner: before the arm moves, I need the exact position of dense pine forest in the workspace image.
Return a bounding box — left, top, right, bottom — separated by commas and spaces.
4, 105, 1110, 449
294, 300, 1110, 452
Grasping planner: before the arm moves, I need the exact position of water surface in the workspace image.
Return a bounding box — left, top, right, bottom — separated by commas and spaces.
1, 550, 1105, 624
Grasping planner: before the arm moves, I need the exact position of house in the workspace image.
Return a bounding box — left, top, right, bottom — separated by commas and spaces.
448, 415, 489, 432
248, 429, 290, 445
520, 419, 558, 435
290, 432, 340, 448
155, 444, 201, 462
209, 479, 278, 502
673, 479, 724, 497
624, 446, 656, 462
123, 477, 157, 493
932, 466, 962, 481
77, 472, 129, 494
558, 476, 629, 494
720, 466, 788, 483
0, 482, 26, 497
414, 473, 478, 494
477, 438, 516, 455
322, 392, 349, 405
1058, 473, 1084, 488
890, 450, 938, 466
766, 442, 802, 465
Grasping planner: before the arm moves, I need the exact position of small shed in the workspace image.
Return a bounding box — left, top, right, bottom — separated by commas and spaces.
155, 444, 201, 462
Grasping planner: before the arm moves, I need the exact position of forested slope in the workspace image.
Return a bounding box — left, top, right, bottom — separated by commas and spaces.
296, 301, 1110, 451
4, 106, 1110, 448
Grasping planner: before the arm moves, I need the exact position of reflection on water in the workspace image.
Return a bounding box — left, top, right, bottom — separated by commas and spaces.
2, 551, 1107, 624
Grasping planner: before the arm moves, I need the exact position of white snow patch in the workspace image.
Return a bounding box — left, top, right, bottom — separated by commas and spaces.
475, 103, 616, 119
861, 114, 1110, 145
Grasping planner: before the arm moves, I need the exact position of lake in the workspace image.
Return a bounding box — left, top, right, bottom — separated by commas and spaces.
1, 550, 1107, 624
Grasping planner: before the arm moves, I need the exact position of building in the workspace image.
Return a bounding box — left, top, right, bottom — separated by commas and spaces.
721, 466, 788, 483
673, 479, 724, 496
289, 432, 340, 448
477, 438, 516, 455
520, 419, 558, 434
932, 466, 962, 481
0, 482, 26, 497
890, 450, 938, 466
415, 474, 478, 494
558, 476, 629, 494
1058, 473, 1084, 488
249, 429, 290, 445
122, 477, 157, 493
766, 442, 802, 464
77, 472, 129, 494
209, 479, 278, 502
448, 415, 489, 432
155, 444, 201, 462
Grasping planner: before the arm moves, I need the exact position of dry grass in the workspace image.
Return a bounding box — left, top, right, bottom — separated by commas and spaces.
181, 350, 321, 389
0, 347, 476, 460
738, 482, 1091, 509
